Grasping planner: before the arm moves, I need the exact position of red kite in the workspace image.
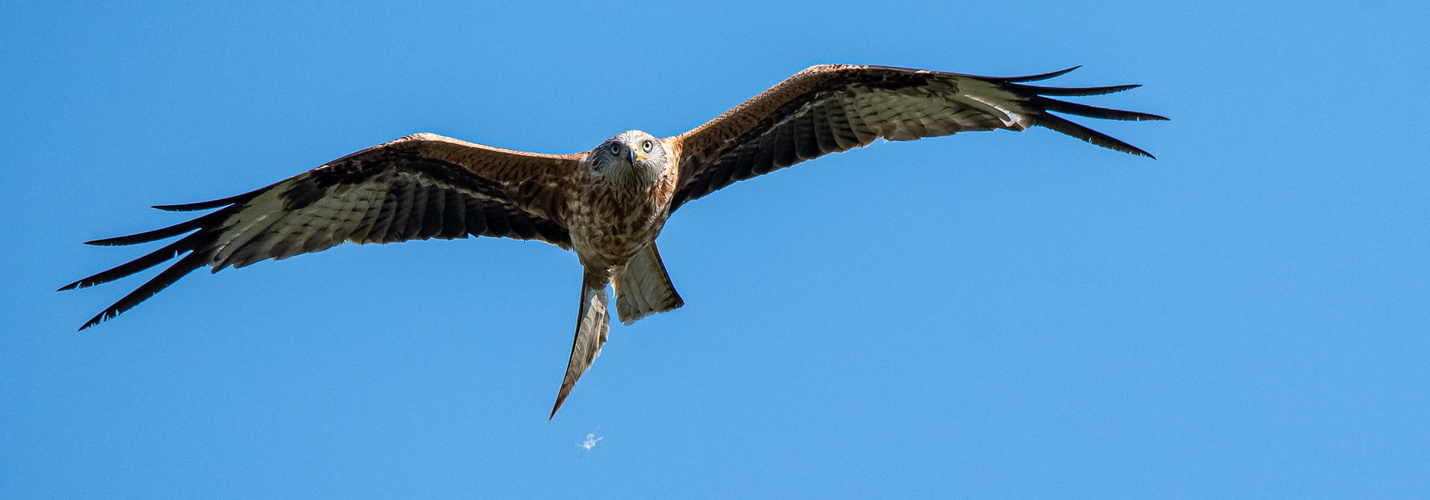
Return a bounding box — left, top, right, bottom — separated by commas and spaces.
63, 65, 1166, 417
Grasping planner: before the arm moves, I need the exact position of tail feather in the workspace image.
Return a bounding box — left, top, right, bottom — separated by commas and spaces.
613, 243, 684, 325
550, 269, 611, 419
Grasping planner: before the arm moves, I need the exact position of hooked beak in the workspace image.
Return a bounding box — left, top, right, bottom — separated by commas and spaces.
627, 147, 647, 164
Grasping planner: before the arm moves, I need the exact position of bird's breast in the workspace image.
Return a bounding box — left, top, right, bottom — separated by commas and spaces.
567, 176, 675, 269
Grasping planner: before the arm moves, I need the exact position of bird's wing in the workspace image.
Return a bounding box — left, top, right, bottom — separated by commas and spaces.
62, 133, 582, 330
668, 65, 1167, 211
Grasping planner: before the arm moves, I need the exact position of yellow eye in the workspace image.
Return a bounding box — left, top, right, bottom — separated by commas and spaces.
642, 140, 653, 152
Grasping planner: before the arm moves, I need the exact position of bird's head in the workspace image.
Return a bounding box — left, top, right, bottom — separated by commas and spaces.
592, 130, 668, 193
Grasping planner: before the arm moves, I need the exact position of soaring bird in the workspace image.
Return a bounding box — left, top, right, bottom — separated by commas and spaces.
62, 65, 1166, 417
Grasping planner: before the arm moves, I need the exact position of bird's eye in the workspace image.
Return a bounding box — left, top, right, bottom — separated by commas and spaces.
642, 140, 653, 152
609, 143, 621, 155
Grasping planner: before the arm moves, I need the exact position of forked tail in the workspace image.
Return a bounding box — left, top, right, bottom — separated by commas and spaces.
613, 242, 684, 325
551, 269, 611, 419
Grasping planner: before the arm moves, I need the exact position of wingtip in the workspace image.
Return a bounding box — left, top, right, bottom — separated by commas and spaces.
1115, 142, 1158, 159
549, 394, 567, 420
150, 190, 261, 212
151, 203, 202, 212
77, 313, 106, 331
997, 65, 1081, 83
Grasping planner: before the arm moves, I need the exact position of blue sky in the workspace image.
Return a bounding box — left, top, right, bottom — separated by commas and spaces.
4, 1, 1428, 497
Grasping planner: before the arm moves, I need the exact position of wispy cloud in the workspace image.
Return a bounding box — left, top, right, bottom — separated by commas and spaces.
579, 432, 603, 451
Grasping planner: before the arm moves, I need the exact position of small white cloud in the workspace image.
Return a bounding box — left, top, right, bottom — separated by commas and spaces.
579, 433, 603, 451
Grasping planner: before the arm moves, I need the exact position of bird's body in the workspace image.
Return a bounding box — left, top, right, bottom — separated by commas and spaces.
568, 131, 678, 271
63, 64, 1166, 417
559, 130, 685, 414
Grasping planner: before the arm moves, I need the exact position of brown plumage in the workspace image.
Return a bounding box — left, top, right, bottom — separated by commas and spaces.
62, 64, 1166, 417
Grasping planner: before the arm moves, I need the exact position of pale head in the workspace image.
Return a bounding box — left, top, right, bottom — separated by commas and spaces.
589, 130, 669, 193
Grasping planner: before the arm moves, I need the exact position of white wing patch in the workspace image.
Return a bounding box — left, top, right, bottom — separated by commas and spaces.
951, 78, 1029, 129
209, 170, 457, 270
208, 168, 514, 271
211, 187, 290, 270
839, 83, 1017, 144
267, 177, 390, 258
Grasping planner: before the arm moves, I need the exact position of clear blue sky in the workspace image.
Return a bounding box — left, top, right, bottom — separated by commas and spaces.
4, 1, 1427, 497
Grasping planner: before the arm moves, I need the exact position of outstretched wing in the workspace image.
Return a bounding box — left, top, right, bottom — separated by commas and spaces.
62, 133, 582, 330
668, 65, 1167, 211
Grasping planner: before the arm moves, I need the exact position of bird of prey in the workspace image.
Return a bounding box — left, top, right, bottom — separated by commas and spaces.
62, 65, 1166, 417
